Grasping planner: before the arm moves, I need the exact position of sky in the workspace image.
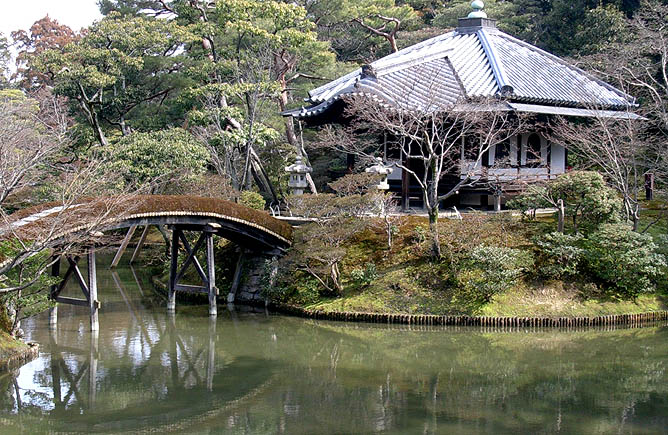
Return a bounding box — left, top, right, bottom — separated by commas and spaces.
0, 0, 102, 38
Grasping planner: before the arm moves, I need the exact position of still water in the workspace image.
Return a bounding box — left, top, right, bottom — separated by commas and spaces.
1, 258, 667, 434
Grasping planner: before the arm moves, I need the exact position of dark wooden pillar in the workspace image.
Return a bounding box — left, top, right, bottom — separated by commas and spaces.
167, 227, 181, 312
401, 151, 409, 211
206, 231, 217, 316
645, 173, 654, 200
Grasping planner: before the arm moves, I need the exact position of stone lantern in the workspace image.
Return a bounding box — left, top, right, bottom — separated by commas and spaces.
365, 157, 393, 190
285, 156, 312, 195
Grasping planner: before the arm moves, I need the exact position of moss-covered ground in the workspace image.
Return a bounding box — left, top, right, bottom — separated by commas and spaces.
279, 208, 667, 318
0, 330, 29, 365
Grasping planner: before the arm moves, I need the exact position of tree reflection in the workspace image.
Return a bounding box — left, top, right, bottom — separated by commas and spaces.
1, 260, 667, 433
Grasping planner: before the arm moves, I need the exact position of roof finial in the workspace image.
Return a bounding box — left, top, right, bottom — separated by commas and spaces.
468, 0, 487, 18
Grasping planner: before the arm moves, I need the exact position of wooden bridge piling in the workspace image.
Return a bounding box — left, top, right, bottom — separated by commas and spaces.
88, 251, 99, 332
49, 251, 100, 331
167, 227, 180, 313
206, 230, 217, 317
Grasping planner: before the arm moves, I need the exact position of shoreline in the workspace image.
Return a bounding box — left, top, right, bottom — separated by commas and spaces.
0, 341, 39, 372
271, 304, 668, 329
150, 273, 668, 329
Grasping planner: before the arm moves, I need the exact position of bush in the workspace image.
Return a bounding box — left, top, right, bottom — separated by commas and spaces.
534, 232, 585, 279
507, 171, 621, 233
583, 224, 666, 298
238, 191, 265, 210
456, 245, 534, 306
350, 262, 378, 287
412, 225, 427, 244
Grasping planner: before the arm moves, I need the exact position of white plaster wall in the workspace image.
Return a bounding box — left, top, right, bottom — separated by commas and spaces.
550, 143, 566, 174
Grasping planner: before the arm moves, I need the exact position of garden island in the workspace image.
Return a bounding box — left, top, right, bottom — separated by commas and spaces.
0, 0, 667, 432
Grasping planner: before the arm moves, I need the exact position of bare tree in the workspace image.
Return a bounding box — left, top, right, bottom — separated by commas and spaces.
0, 89, 69, 204
0, 91, 139, 336
575, 1, 668, 219
318, 95, 524, 257
551, 114, 649, 231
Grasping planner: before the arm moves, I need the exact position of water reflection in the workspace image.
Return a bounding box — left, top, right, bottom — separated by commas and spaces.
0, 259, 667, 433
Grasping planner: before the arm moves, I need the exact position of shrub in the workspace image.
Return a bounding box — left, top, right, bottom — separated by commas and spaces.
238, 191, 265, 210
534, 232, 585, 279
583, 224, 666, 298
456, 245, 534, 306
507, 171, 621, 232
350, 262, 378, 287
412, 225, 427, 244
262, 273, 321, 305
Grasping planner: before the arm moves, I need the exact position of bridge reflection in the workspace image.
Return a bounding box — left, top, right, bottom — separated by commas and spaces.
2, 265, 274, 432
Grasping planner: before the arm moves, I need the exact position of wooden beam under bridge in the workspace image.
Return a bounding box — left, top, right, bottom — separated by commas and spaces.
49, 251, 100, 331
167, 224, 218, 316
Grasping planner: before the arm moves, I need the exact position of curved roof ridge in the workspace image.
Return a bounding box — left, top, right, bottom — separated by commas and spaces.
476, 28, 512, 95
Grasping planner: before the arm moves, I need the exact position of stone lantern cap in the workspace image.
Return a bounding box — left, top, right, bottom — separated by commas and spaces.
365, 157, 393, 190
285, 156, 312, 175
365, 157, 393, 176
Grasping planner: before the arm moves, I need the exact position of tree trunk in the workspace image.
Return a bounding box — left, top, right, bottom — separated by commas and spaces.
277, 73, 318, 195
428, 206, 440, 258
385, 215, 393, 249
330, 262, 342, 294
557, 199, 565, 233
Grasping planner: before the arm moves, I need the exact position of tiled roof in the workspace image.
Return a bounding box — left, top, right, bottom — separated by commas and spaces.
284, 19, 635, 119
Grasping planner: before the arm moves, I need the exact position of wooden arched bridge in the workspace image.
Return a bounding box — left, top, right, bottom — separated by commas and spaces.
1, 195, 292, 330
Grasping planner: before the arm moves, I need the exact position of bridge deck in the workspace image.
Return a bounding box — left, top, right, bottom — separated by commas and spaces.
1, 195, 293, 270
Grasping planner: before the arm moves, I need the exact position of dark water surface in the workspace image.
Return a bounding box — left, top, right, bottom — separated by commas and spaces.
1, 258, 667, 434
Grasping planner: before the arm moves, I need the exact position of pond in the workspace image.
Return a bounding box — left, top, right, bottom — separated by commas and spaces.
1, 257, 667, 434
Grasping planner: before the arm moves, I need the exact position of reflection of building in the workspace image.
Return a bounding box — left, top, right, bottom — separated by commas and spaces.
283, 2, 641, 210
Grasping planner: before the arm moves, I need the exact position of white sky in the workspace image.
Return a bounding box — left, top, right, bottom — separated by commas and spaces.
0, 0, 102, 38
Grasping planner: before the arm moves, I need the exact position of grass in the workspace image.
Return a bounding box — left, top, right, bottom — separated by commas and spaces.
480, 281, 666, 317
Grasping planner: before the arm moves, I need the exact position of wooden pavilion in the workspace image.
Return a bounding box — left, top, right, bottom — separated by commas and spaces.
283, 1, 641, 210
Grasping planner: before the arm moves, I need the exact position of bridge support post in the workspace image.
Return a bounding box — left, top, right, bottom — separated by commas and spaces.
88, 251, 99, 332
49, 251, 100, 332
88, 328, 98, 409
206, 230, 217, 317
166, 226, 218, 315
110, 226, 136, 269
49, 257, 61, 328
227, 250, 245, 304
207, 316, 216, 391
130, 225, 151, 264
167, 228, 180, 312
